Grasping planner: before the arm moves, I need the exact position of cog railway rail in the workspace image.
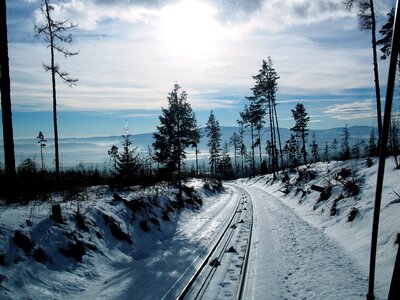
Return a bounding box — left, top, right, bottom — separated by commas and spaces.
176, 185, 253, 300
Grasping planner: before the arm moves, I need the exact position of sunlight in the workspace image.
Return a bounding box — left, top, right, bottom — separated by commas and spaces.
157, 0, 225, 57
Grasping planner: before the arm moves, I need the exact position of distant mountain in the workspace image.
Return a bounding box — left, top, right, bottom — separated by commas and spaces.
0, 126, 375, 169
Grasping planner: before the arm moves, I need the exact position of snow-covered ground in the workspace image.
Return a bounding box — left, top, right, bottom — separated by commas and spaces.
0, 158, 398, 299
239, 157, 399, 299
0, 180, 240, 299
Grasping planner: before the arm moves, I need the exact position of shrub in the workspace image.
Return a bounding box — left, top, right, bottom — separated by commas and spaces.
347, 207, 359, 222
59, 240, 85, 262
12, 230, 35, 255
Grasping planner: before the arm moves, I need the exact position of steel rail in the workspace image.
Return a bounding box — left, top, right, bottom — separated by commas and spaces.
176, 185, 253, 300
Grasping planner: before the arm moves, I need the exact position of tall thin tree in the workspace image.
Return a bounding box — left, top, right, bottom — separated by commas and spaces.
0, 0, 17, 203
345, 0, 382, 140
35, 0, 78, 185
291, 103, 310, 165
206, 110, 222, 178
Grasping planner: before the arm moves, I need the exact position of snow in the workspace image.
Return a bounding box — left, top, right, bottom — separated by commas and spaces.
0, 158, 399, 299
239, 157, 399, 299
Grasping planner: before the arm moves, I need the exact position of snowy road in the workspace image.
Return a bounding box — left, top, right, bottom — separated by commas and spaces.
241, 184, 369, 300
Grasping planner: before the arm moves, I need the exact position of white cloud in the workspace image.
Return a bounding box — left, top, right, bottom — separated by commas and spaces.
324, 100, 376, 120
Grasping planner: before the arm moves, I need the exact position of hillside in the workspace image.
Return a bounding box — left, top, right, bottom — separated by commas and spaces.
1, 126, 375, 169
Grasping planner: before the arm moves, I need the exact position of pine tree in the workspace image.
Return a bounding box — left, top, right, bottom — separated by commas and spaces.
153, 84, 197, 200
230, 132, 241, 178
290, 103, 310, 165
251, 57, 282, 176
0, 0, 17, 203
35, 0, 78, 185
324, 142, 330, 163
206, 110, 222, 178
331, 138, 339, 161
237, 119, 247, 177
218, 141, 234, 179
117, 128, 139, 186
37, 131, 47, 171
310, 132, 319, 163
340, 124, 351, 161
240, 105, 256, 176
107, 145, 119, 176
368, 128, 377, 156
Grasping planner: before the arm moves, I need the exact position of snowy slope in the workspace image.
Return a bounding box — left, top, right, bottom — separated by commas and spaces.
0, 180, 238, 299
239, 157, 399, 299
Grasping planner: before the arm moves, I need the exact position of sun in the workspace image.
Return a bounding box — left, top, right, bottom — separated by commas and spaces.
157, 0, 224, 57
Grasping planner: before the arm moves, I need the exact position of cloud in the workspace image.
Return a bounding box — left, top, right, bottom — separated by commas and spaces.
324, 100, 376, 120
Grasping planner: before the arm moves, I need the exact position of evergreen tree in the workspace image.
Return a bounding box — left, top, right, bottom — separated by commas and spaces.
331, 138, 339, 161
107, 145, 119, 176
323, 142, 330, 163
35, 0, 78, 185
206, 110, 222, 178
37, 131, 47, 171
218, 141, 234, 179
340, 124, 351, 160
0, 0, 17, 203
153, 84, 197, 200
191, 121, 201, 175
251, 57, 282, 176
310, 132, 319, 163
240, 105, 256, 176
237, 119, 247, 177
285, 134, 299, 168
117, 128, 139, 186
290, 103, 310, 165
368, 128, 377, 156
229, 131, 241, 177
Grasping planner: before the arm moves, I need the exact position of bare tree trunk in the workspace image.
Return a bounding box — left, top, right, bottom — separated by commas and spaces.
273, 102, 284, 172
250, 125, 255, 177
0, 0, 17, 203
370, 0, 382, 142
44, 1, 60, 186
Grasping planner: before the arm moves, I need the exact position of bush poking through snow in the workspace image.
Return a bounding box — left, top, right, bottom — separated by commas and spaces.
33, 247, 48, 264
333, 169, 360, 197
59, 239, 85, 262
226, 246, 237, 253
140, 220, 150, 232
12, 230, 34, 255
330, 201, 337, 216
347, 207, 359, 222
366, 158, 373, 168
102, 213, 132, 244
203, 179, 223, 193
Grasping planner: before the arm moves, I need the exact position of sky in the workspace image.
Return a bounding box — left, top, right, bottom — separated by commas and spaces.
2, 0, 397, 139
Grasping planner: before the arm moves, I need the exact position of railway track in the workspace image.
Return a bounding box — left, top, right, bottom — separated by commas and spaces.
176, 185, 253, 300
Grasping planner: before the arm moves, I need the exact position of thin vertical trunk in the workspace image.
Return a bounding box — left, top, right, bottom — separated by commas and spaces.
250, 125, 255, 177
258, 127, 262, 172
177, 117, 182, 202
273, 102, 284, 172
195, 144, 198, 175
0, 0, 17, 203
45, 0, 60, 185
370, 0, 383, 142
268, 102, 276, 179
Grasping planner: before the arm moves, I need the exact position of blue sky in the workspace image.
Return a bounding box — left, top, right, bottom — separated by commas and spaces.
2, 0, 396, 139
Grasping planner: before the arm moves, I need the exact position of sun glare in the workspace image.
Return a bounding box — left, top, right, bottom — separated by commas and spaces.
158, 0, 225, 57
